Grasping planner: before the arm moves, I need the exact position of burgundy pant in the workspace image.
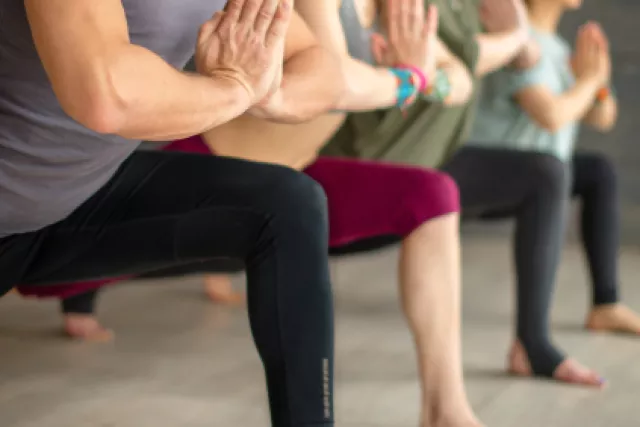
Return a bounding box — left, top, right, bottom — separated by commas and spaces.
18, 136, 459, 299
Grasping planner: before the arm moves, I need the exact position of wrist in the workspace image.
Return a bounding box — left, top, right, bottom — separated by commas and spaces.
421, 68, 452, 103
388, 67, 421, 110
595, 86, 614, 104
395, 64, 429, 92
507, 27, 530, 54
578, 73, 603, 89
209, 70, 256, 107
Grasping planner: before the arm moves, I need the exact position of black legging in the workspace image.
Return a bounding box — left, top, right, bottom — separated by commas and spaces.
442, 146, 620, 377
2, 150, 334, 427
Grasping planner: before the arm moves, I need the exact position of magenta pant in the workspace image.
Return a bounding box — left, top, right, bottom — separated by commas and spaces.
17, 136, 459, 299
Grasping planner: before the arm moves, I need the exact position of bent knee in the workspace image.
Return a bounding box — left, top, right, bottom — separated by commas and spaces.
397, 169, 460, 235
265, 166, 329, 230
577, 153, 617, 187
405, 168, 460, 215
527, 153, 568, 194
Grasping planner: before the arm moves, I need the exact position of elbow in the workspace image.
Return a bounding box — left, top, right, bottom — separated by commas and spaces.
537, 116, 563, 133
593, 119, 616, 133
329, 58, 354, 112
529, 108, 565, 133
311, 62, 345, 119
284, 49, 345, 122
445, 76, 473, 107
72, 97, 125, 135
56, 71, 127, 135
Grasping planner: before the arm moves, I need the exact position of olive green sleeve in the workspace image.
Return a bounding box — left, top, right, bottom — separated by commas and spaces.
429, 0, 482, 72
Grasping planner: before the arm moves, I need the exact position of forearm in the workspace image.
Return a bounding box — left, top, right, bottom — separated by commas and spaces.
510, 38, 540, 70
334, 58, 398, 111
584, 95, 617, 132
475, 30, 528, 76
438, 63, 473, 106
266, 46, 343, 123
539, 77, 601, 132
103, 46, 252, 141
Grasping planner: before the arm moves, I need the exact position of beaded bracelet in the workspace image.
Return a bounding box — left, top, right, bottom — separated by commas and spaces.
389, 68, 421, 110
395, 64, 428, 92
421, 69, 451, 103
596, 87, 610, 103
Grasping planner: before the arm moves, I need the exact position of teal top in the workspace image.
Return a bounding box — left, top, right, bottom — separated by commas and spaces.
468, 28, 578, 161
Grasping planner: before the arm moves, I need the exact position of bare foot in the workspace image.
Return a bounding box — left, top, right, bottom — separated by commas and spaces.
586, 303, 640, 335
203, 274, 245, 307
64, 314, 114, 342
508, 341, 605, 388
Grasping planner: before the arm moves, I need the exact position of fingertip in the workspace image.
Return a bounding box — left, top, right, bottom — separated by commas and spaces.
277, 0, 293, 19
280, 0, 292, 11
197, 20, 215, 42
427, 4, 439, 26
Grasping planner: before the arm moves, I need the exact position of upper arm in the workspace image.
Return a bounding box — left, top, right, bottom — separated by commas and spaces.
294, 0, 350, 57
24, 0, 130, 127
510, 58, 560, 130
514, 85, 560, 130
283, 11, 323, 60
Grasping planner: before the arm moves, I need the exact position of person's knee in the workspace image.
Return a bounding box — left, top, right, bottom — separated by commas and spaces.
264, 166, 329, 235
528, 153, 568, 196
580, 153, 617, 190
402, 168, 460, 228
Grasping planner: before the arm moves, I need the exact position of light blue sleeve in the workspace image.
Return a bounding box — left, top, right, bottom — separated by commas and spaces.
501, 55, 555, 96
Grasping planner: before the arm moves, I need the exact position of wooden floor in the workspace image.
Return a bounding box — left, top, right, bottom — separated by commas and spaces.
2, 231, 640, 427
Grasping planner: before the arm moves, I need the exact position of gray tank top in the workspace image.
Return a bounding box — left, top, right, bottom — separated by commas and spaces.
0, 0, 227, 237
339, 0, 379, 65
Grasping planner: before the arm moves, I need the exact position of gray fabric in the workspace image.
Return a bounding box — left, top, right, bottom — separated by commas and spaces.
339, 0, 378, 65
0, 0, 227, 237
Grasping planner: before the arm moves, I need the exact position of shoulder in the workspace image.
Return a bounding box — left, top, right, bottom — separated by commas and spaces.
531, 30, 571, 57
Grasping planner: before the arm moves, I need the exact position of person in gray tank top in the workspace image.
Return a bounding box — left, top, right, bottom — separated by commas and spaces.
0, 0, 345, 425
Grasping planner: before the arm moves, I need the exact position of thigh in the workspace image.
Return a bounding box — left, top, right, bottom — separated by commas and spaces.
305, 157, 458, 247
20, 150, 308, 286
444, 146, 550, 217
0, 233, 45, 295
571, 151, 615, 197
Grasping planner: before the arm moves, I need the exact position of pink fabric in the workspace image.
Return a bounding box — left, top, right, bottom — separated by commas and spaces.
17, 136, 459, 299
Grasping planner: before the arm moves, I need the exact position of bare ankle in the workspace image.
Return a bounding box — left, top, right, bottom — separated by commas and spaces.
421, 412, 483, 427
421, 397, 480, 427
64, 314, 113, 342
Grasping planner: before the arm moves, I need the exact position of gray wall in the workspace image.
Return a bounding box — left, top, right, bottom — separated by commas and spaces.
559, 0, 640, 242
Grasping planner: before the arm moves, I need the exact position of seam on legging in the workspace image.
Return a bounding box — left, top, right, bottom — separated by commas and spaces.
246, 215, 295, 427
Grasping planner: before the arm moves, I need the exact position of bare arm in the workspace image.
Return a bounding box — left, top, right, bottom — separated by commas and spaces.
475, 0, 530, 76
474, 31, 528, 76
295, 0, 397, 111
25, 0, 264, 141
295, 0, 471, 110
252, 12, 344, 123
583, 92, 618, 132
435, 39, 473, 106
514, 76, 601, 133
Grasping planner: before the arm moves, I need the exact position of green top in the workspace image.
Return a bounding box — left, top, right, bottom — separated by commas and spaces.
322, 0, 482, 168
468, 29, 578, 161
